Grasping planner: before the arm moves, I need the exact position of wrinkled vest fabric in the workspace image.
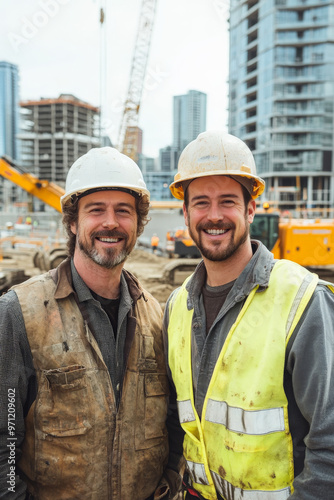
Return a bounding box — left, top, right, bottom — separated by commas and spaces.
168, 260, 319, 500
15, 272, 168, 500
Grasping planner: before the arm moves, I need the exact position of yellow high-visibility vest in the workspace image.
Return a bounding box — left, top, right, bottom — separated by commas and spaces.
168, 260, 322, 500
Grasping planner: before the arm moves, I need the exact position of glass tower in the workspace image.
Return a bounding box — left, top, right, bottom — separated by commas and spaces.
0, 61, 20, 160
229, 0, 334, 213
173, 90, 207, 152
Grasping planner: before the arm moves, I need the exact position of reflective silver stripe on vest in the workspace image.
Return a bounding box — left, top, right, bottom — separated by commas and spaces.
187, 460, 209, 486
177, 399, 196, 423
205, 399, 285, 435
211, 471, 291, 500
286, 273, 313, 337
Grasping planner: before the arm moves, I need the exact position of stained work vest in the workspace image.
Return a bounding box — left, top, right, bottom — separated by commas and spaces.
14, 271, 168, 500
168, 260, 322, 500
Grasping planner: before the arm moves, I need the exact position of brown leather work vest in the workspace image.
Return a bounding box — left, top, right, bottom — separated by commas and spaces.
14, 271, 168, 499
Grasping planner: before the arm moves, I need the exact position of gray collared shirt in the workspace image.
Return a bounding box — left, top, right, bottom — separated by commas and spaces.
70, 260, 133, 404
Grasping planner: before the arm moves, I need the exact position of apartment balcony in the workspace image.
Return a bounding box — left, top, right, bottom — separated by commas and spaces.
273, 74, 322, 84
273, 105, 324, 116
244, 67, 258, 80
240, 116, 257, 129
271, 123, 328, 133
276, 0, 330, 8
273, 91, 322, 100
242, 98, 259, 112
276, 21, 328, 30
272, 140, 329, 150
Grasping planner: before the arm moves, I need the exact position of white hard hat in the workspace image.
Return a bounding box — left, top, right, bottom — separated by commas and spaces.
170, 130, 265, 200
61, 147, 150, 209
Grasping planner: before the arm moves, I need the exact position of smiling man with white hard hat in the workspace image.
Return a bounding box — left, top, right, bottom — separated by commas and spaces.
160, 131, 334, 500
0, 147, 169, 499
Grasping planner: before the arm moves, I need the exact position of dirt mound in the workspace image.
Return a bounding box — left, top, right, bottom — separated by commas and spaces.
127, 248, 167, 264
145, 283, 176, 307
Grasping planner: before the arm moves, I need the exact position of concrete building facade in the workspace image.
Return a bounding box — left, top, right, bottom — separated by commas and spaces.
19, 94, 100, 192
229, 0, 334, 213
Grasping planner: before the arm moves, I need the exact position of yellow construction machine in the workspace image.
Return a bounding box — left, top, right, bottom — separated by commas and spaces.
166, 228, 201, 258
250, 211, 334, 278
163, 210, 334, 284
0, 157, 63, 213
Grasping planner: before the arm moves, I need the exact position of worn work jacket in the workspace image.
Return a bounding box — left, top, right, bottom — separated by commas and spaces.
14, 262, 168, 500
168, 259, 321, 500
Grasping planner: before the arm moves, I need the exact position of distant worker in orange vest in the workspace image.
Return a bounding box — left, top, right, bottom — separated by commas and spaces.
151, 233, 159, 253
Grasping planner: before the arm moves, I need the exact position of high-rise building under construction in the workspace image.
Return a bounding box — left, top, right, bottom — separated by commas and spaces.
19, 94, 100, 185
229, 0, 334, 213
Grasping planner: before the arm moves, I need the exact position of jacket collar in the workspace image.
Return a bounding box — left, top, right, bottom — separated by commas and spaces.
52, 257, 144, 304
186, 240, 274, 310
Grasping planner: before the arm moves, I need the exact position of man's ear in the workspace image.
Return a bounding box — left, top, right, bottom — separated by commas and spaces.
248, 199, 256, 224
70, 222, 77, 235
183, 202, 189, 227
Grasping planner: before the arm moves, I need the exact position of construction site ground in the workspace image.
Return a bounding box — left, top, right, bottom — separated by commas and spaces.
125, 248, 196, 308
0, 245, 200, 309
1, 245, 334, 309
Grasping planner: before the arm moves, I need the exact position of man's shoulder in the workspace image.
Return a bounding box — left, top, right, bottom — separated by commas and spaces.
8, 272, 56, 308
11, 271, 53, 291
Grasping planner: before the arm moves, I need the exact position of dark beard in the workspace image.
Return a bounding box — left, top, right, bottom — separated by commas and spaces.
188, 219, 250, 262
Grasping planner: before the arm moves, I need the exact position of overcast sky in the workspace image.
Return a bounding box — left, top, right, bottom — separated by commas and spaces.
1, 0, 230, 157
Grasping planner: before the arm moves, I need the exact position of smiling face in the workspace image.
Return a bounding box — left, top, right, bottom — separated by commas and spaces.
70, 190, 138, 270
183, 175, 256, 264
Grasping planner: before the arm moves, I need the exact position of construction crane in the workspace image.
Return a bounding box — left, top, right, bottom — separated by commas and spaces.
117, 0, 158, 162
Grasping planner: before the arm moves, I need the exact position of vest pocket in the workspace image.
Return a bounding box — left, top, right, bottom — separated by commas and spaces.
37, 364, 92, 437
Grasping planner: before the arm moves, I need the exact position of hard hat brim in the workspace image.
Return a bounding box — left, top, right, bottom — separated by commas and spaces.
170, 170, 265, 200
61, 183, 150, 209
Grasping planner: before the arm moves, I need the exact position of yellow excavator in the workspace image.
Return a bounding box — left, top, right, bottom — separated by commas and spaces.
0, 156, 64, 212
250, 210, 334, 279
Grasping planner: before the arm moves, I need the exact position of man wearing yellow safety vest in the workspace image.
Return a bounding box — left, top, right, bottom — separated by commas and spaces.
160, 131, 334, 500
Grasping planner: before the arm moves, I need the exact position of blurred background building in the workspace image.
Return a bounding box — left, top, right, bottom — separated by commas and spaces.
173, 89, 207, 152
0, 61, 21, 209
229, 0, 334, 213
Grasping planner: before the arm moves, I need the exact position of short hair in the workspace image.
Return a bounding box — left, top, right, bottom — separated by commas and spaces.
62, 194, 150, 257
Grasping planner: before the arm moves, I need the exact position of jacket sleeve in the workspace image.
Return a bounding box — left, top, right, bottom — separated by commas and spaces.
286, 284, 334, 499
0, 290, 37, 499
162, 293, 185, 474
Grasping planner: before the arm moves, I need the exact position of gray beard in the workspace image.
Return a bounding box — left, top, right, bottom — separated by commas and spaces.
83, 245, 129, 269
77, 229, 132, 269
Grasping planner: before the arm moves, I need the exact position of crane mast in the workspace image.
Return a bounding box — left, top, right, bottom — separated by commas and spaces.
118, 0, 157, 161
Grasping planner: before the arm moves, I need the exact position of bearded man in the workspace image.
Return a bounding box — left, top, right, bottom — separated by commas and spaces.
160, 131, 334, 500
0, 147, 168, 500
